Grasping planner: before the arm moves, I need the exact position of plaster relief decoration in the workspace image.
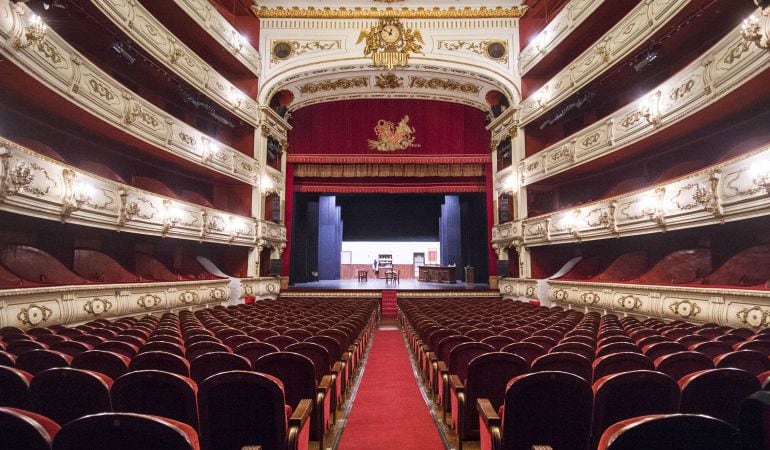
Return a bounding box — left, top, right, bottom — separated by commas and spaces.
358, 18, 424, 70
298, 76, 369, 94
271, 39, 342, 64
368, 115, 420, 151
437, 40, 508, 63
669, 299, 701, 319
409, 76, 481, 93
736, 306, 770, 328
210, 288, 227, 301
616, 294, 642, 311
17, 304, 53, 326
179, 290, 199, 305
83, 297, 113, 316
137, 293, 163, 309
375, 72, 403, 89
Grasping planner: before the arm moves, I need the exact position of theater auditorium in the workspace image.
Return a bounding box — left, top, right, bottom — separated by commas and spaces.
0, 0, 769, 448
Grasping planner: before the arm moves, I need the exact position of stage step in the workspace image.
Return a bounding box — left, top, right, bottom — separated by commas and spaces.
381, 290, 398, 319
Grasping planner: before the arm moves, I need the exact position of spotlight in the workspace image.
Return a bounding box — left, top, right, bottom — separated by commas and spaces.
111, 41, 135, 64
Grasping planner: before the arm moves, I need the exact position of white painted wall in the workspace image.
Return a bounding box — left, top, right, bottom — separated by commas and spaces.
341, 241, 440, 265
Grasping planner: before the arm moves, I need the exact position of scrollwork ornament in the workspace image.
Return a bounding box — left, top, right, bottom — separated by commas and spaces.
669, 299, 701, 318
210, 288, 226, 301
552, 289, 569, 301
580, 292, 601, 305
179, 290, 199, 305
83, 298, 113, 316
736, 306, 770, 328
17, 304, 53, 326
137, 294, 162, 309
617, 295, 643, 311
0, 148, 34, 201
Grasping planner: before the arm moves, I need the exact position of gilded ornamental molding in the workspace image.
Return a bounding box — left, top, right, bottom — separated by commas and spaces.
519, 0, 607, 75
172, 0, 261, 77
251, 5, 527, 19
0, 1, 259, 186
520, 13, 770, 186
89, 0, 260, 128
519, 0, 691, 126
0, 279, 232, 329
0, 137, 258, 246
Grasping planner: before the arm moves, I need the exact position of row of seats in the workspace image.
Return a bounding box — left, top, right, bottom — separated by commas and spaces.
0, 298, 379, 450
0, 245, 224, 288
399, 297, 770, 449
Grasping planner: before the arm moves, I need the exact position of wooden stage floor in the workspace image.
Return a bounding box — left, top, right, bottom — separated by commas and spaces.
288, 278, 492, 291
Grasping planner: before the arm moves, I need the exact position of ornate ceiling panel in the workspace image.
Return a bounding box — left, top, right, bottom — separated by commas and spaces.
252, 1, 526, 19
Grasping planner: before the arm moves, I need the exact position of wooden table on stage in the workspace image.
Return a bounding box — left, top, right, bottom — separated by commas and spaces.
418, 265, 456, 284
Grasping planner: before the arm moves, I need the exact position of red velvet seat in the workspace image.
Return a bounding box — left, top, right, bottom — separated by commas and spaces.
0, 366, 32, 408
551, 341, 594, 360
30, 367, 112, 425
500, 341, 546, 364
734, 339, 770, 355
738, 390, 770, 450
642, 341, 686, 361
0, 245, 88, 286
129, 351, 190, 378
690, 340, 733, 358
71, 334, 106, 347
6, 340, 48, 356
184, 335, 221, 347
591, 370, 680, 449
592, 352, 653, 382
221, 334, 257, 349
521, 335, 556, 350
654, 351, 713, 381
264, 335, 300, 350
71, 350, 129, 380
595, 342, 640, 358
714, 350, 770, 376
139, 341, 185, 357
15, 350, 71, 376
449, 352, 528, 450
198, 371, 311, 450
679, 368, 761, 425
52, 412, 199, 450
233, 342, 280, 365
112, 370, 199, 430
33, 335, 67, 346
189, 352, 250, 385
499, 328, 529, 341
249, 328, 280, 341
185, 341, 231, 361
598, 414, 739, 450
112, 335, 145, 348
254, 351, 331, 447
532, 351, 592, 381
481, 335, 516, 351
72, 249, 140, 283
478, 371, 592, 450
0, 406, 61, 450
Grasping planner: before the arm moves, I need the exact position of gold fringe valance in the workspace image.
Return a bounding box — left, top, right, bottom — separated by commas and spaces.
294, 163, 485, 178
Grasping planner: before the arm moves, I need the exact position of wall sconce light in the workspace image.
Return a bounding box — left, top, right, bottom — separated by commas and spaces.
261, 174, 274, 191
503, 174, 518, 192
13, 14, 48, 50
639, 190, 666, 227
162, 201, 183, 235
231, 92, 244, 109
73, 181, 94, 206
750, 159, 770, 193
231, 32, 246, 54
536, 91, 548, 108
742, 13, 769, 51
533, 33, 547, 54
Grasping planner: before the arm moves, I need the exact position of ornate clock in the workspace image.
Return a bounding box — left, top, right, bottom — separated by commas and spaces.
357, 18, 424, 70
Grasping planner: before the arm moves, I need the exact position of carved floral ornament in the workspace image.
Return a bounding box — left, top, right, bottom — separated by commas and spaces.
669, 299, 701, 319
737, 306, 770, 328
210, 288, 227, 301
179, 290, 199, 305
83, 297, 113, 316
253, 5, 526, 19
617, 295, 643, 311
137, 294, 163, 309
368, 115, 420, 151
17, 304, 53, 326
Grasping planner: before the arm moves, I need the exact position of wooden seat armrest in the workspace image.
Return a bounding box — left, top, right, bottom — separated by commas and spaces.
332, 361, 344, 373
319, 374, 332, 392
437, 361, 448, 373
476, 398, 500, 428
449, 374, 464, 393
289, 398, 313, 428
288, 399, 313, 450
427, 351, 436, 362
531, 446, 554, 450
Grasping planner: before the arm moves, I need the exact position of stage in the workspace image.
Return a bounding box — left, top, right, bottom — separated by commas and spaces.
288, 278, 492, 291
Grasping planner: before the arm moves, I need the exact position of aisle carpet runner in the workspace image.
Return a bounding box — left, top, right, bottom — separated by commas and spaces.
338, 329, 444, 450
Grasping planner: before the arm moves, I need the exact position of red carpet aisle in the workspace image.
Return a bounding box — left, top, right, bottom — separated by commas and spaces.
338, 329, 445, 450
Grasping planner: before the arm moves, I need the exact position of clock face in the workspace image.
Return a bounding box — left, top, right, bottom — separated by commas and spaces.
381, 24, 401, 44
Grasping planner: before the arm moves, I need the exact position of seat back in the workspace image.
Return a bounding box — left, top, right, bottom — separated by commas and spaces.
501, 371, 592, 450
129, 351, 190, 378
253, 352, 316, 408
500, 342, 546, 364
0, 406, 60, 450
233, 342, 280, 365
654, 351, 714, 381
112, 370, 199, 430
480, 335, 515, 351
437, 335, 473, 365
30, 367, 112, 425
448, 342, 494, 382
304, 335, 341, 361
15, 350, 71, 376
139, 341, 185, 357
598, 414, 739, 450
49, 341, 91, 357
52, 412, 199, 450
532, 351, 592, 381
71, 350, 129, 380
285, 342, 331, 382
592, 351, 653, 382
198, 371, 287, 450
0, 366, 32, 408
690, 341, 733, 359
264, 335, 300, 350
738, 390, 770, 450
591, 370, 680, 449
714, 350, 770, 376
184, 341, 230, 361
189, 352, 250, 385
461, 352, 528, 438
679, 368, 760, 425
643, 341, 686, 361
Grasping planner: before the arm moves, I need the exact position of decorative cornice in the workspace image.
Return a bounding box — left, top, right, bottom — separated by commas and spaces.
520, 13, 770, 186
287, 154, 491, 164
251, 6, 527, 19
0, 136, 258, 246
0, 1, 259, 186
519, 0, 607, 75
172, 0, 261, 77
520, 0, 691, 126
89, 0, 260, 128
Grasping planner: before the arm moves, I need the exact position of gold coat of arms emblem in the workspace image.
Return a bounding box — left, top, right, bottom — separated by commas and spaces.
368, 115, 420, 152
